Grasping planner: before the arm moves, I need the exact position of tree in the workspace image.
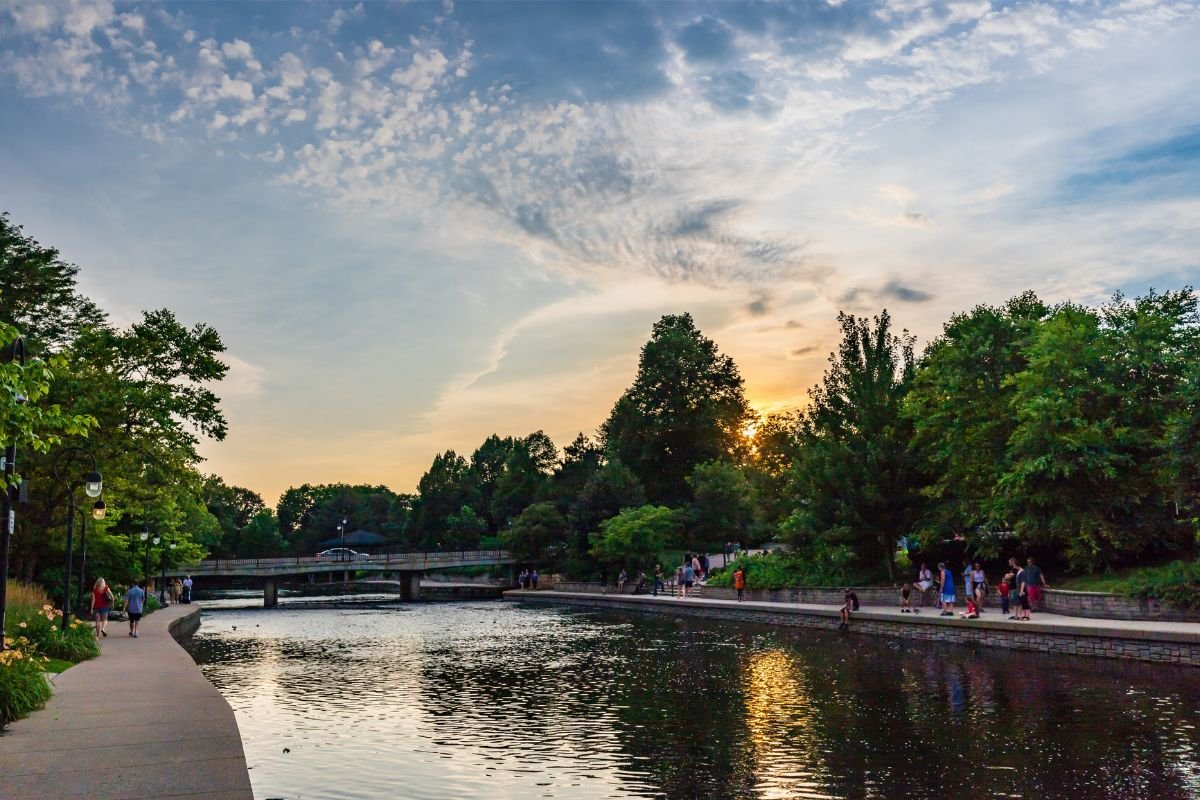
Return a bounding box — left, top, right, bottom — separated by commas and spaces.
503, 501, 569, 568
410, 451, 477, 548
0, 213, 104, 353
591, 505, 682, 573
568, 459, 646, 554
547, 433, 604, 513
903, 291, 1049, 544
686, 460, 753, 552
445, 505, 487, 549
601, 314, 752, 505
999, 291, 1200, 569
787, 310, 919, 582
745, 412, 799, 538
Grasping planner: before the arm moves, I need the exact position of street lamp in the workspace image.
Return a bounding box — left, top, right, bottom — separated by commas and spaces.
338, 516, 348, 560
51, 447, 103, 630
0, 335, 28, 648
76, 499, 107, 603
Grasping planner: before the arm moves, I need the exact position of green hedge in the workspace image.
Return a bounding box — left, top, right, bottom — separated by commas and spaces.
0, 641, 52, 725
1117, 561, 1200, 610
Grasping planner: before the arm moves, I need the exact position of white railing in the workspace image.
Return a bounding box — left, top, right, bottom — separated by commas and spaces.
181, 549, 513, 573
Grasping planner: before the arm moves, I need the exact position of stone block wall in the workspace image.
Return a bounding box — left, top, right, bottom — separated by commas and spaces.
519, 593, 1200, 667
1042, 589, 1200, 622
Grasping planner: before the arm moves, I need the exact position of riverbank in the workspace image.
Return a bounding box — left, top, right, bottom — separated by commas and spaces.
507, 590, 1200, 666
0, 603, 253, 800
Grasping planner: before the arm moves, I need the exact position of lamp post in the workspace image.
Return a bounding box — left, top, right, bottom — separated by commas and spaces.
158, 540, 174, 603
51, 447, 103, 630
0, 336, 28, 648
77, 499, 107, 604
338, 516, 348, 560
138, 530, 150, 588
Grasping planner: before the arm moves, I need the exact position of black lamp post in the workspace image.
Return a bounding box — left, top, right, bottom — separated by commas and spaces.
138, 529, 150, 587
0, 336, 28, 648
158, 540, 174, 603
51, 447, 103, 630
77, 499, 107, 603
338, 516, 348, 560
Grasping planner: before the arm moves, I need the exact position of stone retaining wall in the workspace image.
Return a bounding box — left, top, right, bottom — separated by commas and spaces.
555, 581, 1199, 622
519, 592, 1200, 666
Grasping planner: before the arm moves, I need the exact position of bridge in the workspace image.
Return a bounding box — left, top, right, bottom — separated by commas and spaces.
166, 549, 515, 606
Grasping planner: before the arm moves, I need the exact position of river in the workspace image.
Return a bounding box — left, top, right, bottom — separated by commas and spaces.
185, 597, 1200, 800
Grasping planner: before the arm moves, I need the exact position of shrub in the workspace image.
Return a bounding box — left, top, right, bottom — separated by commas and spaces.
1118, 561, 1200, 610
5, 582, 100, 662
0, 636, 52, 725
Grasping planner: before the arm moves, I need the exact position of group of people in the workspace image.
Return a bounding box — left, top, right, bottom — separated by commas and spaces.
88, 578, 147, 639
902, 557, 1049, 620
84, 574, 195, 643
517, 569, 540, 590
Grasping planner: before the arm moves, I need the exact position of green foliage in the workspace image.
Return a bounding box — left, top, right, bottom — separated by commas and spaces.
686, 460, 753, 551
706, 549, 857, 590
276, 482, 410, 554
569, 459, 646, 547
4, 582, 99, 662
786, 310, 919, 583
601, 314, 752, 505
1114, 561, 1200, 610
591, 505, 682, 573
503, 501, 569, 568
999, 291, 1199, 570
904, 292, 1048, 542
446, 505, 487, 549
0, 638, 52, 725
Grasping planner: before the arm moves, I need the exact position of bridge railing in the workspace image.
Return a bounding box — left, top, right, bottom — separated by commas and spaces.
185, 549, 513, 571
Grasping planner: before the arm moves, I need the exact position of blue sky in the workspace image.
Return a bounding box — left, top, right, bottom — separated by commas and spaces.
2, 0, 1198, 501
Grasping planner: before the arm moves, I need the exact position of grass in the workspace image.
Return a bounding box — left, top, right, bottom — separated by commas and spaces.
42, 658, 74, 673
1055, 560, 1200, 609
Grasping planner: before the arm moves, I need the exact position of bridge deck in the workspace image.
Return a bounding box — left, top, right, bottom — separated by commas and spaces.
169, 549, 514, 578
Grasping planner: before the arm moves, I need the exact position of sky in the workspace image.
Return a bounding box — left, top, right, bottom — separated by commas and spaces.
2, 0, 1199, 503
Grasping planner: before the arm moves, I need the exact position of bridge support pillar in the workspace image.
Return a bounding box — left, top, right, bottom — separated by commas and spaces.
264, 578, 278, 608
399, 570, 421, 602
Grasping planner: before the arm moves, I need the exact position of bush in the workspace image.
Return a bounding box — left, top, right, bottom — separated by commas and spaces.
0, 636, 52, 725
1118, 560, 1200, 610
707, 547, 864, 590
4, 581, 100, 662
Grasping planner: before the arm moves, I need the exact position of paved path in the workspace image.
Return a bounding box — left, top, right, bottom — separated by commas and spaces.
511, 590, 1200, 644
0, 603, 253, 800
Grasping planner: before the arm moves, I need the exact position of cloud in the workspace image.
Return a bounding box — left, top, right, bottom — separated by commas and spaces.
840, 280, 935, 307
677, 16, 736, 63
328, 2, 365, 33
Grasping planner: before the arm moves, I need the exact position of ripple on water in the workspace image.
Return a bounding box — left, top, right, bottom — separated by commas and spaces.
187, 601, 1200, 800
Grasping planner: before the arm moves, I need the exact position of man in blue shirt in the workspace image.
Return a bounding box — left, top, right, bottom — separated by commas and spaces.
125, 580, 146, 638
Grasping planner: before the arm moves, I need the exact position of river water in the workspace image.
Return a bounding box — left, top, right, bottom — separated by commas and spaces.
186, 597, 1200, 800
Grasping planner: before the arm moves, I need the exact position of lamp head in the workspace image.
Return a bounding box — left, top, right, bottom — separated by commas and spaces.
139, 530, 149, 541
92, 500, 106, 520
152, 536, 161, 545
84, 470, 103, 498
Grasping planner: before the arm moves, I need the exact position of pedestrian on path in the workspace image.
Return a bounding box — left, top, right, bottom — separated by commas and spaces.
733, 565, 746, 601
653, 564, 664, 596
1024, 557, 1048, 612
972, 562, 987, 612
124, 580, 146, 638
939, 562, 956, 616
182, 575, 193, 603
681, 562, 694, 598
90, 578, 114, 639
530, 569, 539, 590
962, 559, 973, 611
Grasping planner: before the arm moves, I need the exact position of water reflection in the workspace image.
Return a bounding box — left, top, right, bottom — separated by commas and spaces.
186, 601, 1200, 800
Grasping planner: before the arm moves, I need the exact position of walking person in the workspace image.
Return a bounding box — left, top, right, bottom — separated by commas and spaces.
690, 554, 702, 583
182, 575, 193, 604
1024, 557, 1047, 613
124, 580, 146, 638
681, 561, 695, 599
733, 565, 746, 601
653, 564, 664, 597
617, 569, 628, 593
972, 562, 987, 612
962, 559, 973, 613
530, 569, 539, 590
90, 578, 114, 639
1007, 558, 1023, 619
938, 562, 956, 616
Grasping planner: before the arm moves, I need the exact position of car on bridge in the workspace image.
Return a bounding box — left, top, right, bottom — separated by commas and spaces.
315, 547, 371, 562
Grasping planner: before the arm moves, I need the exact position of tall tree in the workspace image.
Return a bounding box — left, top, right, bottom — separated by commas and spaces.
410, 451, 477, 548
999, 291, 1200, 569
503, 501, 570, 568
686, 460, 753, 552
568, 459, 647, 552
903, 291, 1049, 544
787, 310, 919, 582
601, 313, 752, 505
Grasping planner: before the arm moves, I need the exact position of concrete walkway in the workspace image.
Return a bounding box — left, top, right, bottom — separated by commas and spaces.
513, 592, 1200, 647
0, 603, 252, 800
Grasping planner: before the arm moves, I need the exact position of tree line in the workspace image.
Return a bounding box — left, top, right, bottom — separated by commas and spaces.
5, 210, 1199, 591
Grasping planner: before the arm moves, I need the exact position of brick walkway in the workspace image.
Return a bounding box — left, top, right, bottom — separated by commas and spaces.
0, 603, 252, 800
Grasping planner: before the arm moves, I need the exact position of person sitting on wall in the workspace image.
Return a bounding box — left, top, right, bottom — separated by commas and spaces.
839, 589, 859, 630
